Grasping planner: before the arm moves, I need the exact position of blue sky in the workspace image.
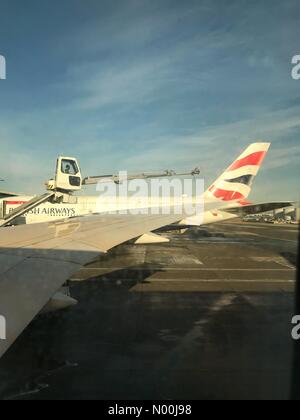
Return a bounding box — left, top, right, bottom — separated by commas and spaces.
0, 0, 299, 201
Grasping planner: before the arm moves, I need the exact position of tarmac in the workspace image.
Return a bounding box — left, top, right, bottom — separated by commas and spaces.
0, 219, 298, 400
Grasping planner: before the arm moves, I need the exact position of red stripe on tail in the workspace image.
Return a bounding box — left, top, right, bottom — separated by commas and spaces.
228, 151, 267, 171
209, 186, 245, 201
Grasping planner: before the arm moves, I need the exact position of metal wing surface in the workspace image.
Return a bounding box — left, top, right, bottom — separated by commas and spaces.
0, 211, 182, 359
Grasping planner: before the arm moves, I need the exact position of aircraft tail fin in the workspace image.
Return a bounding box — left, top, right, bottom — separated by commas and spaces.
205, 142, 270, 202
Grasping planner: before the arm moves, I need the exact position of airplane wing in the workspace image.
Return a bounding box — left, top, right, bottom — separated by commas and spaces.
0, 211, 184, 359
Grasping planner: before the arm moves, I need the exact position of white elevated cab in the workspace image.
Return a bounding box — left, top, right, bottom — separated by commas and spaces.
47, 156, 82, 193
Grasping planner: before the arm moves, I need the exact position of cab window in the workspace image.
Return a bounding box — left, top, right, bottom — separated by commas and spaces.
61, 159, 79, 175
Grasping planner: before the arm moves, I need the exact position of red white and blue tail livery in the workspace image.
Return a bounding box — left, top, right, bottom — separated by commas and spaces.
180, 142, 292, 226
206, 142, 270, 202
